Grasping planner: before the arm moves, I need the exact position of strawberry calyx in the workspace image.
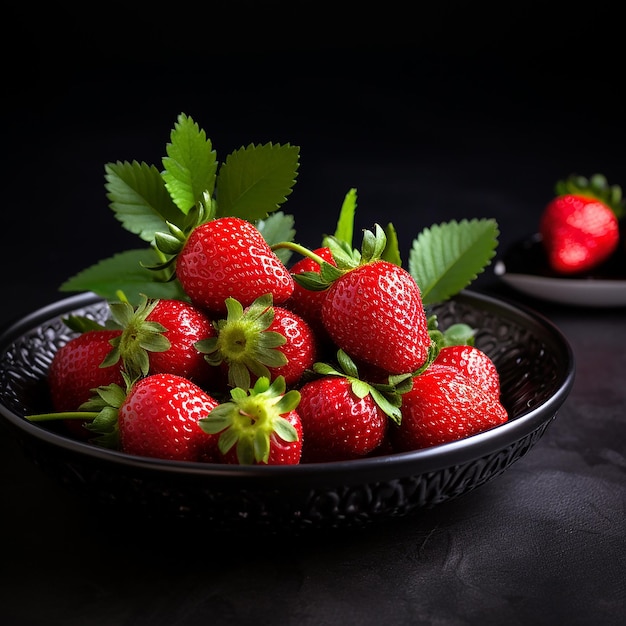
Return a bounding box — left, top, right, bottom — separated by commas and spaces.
144, 191, 216, 276
101, 294, 171, 379
275, 223, 390, 291
413, 317, 477, 377
311, 349, 413, 425
77, 378, 130, 447
199, 375, 300, 465
195, 293, 288, 390
555, 173, 625, 219
25, 372, 135, 449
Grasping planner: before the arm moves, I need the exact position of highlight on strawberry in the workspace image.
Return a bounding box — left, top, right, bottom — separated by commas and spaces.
26, 112, 511, 465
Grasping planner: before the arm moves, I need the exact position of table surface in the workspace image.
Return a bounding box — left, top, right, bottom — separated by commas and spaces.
3, 12, 626, 625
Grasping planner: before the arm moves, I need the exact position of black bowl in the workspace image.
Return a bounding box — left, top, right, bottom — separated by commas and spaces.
0, 291, 575, 533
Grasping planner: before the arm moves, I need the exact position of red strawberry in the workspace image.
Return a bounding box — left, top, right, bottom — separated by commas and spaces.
298, 376, 388, 462
295, 225, 431, 376
118, 373, 219, 462
431, 344, 501, 400
296, 350, 409, 462
195, 293, 316, 391
285, 246, 336, 340
199, 376, 302, 465
48, 329, 124, 412
539, 174, 623, 274
389, 368, 508, 451
269, 305, 317, 386
322, 258, 430, 375
105, 296, 217, 387
175, 216, 295, 315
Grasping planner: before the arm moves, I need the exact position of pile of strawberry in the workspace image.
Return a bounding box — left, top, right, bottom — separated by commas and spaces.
27, 113, 508, 465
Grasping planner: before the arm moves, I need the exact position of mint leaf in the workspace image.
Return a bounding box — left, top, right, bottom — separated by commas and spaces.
255, 211, 296, 265
215, 143, 300, 221
161, 112, 218, 214
105, 161, 186, 243
409, 218, 499, 306
333, 188, 357, 247
59, 249, 188, 304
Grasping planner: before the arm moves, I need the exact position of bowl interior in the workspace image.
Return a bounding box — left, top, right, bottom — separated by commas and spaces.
0, 290, 574, 459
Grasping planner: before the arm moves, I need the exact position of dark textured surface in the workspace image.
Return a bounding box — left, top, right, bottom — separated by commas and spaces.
3, 4, 625, 625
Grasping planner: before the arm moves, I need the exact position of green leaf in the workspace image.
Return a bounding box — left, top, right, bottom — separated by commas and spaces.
333, 188, 357, 247
382, 222, 402, 266
62, 315, 106, 333
215, 143, 300, 221
442, 323, 476, 346
256, 211, 296, 265
105, 161, 186, 243
161, 112, 218, 214
408, 218, 499, 306
59, 249, 188, 305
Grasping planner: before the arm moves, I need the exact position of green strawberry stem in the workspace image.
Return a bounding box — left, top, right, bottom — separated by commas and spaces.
271, 241, 334, 268
28, 380, 128, 448
26, 412, 99, 422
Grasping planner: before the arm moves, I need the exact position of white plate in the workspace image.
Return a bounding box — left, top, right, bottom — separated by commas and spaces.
495, 235, 626, 308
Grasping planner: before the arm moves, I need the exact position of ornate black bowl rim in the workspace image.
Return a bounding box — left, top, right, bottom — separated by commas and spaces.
0, 290, 576, 488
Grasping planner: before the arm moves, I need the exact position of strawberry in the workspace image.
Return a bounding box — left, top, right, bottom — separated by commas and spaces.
48, 329, 125, 412
114, 373, 220, 461
322, 258, 430, 375
285, 246, 336, 341
174, 216, 295, 315
389, 367, 508, 451
431, 344, 501, 400
29, 371, 221, 461
199, 376, 302, 465
47, 328, 126, 439
539, 174, 624, 274
296, 350, 410, 462
195, 293, 317, 391
284, 225, 431, 376
103, 296, 217, 387
268, 305, 317, 386
298, 377, 388, 462
281, 225, 431, 376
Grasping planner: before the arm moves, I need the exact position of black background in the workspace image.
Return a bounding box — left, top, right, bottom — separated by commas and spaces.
5, 2, 625, 326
